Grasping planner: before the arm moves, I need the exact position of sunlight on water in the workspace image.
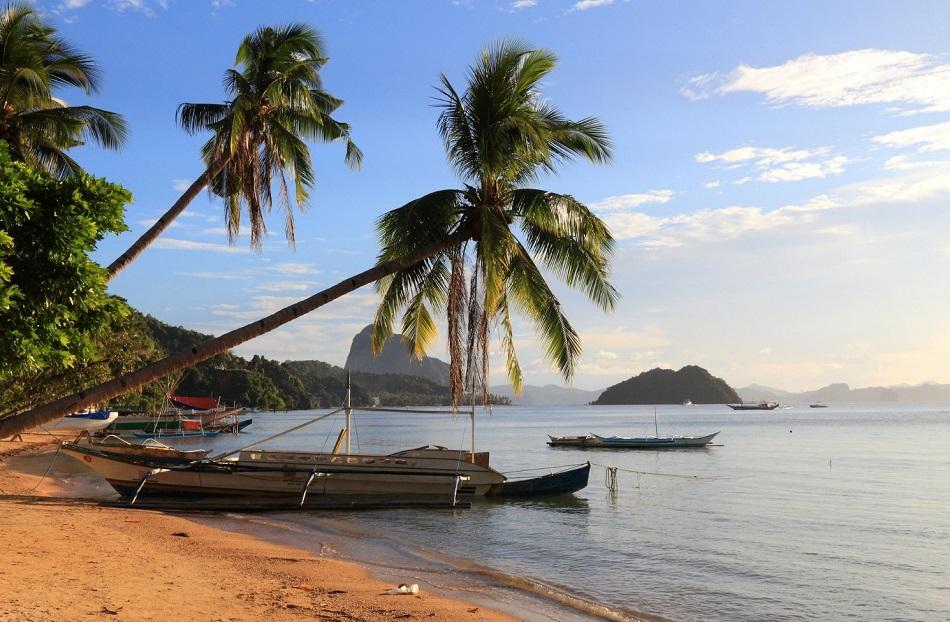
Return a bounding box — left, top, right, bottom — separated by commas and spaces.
200, 404, 950, 621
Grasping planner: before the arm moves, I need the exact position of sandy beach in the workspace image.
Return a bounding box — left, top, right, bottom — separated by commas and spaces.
0, 436, 515, 622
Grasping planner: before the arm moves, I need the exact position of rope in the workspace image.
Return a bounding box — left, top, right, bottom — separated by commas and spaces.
589, 462, 730, 480
22, 444, 63, 495
207, 407, 344, 461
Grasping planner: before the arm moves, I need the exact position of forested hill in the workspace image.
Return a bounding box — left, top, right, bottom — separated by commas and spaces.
592, 365, 739, 405
134, 314, 461, 410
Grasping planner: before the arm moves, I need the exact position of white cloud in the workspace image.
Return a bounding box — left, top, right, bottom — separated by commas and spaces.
254, 281, 318, 293
151, 238, 249, 253
571, 0, 614, 10
684, 49, 950, 115
882, 155, 950, 171
696, 145, 848, 184
137, 218, 182, 229
696, 146, 827, 166
589, 190, 673, 212
271, 262, 320, 276
872, 121, 950, 153
172, 179, 192, 192
703, 181, 721, 189
511, 0, 537, 8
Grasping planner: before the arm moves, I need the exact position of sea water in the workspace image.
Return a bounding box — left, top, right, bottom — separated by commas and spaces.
193, 404, 950, 621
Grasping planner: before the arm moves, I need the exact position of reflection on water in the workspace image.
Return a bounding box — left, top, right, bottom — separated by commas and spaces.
185, 404, 950, 621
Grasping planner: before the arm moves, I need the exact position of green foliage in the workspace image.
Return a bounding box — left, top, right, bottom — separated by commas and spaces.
373, 40, 616, 406
0, 142, 132, 388
0, 3, 126, 178
177, 23, 360, 249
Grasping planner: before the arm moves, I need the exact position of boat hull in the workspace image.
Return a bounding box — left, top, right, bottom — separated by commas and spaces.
496, 463, 590, 497
549, 432, 719, 449
43, 411, 118, 432
727, 402, 779, 410
61, 443, 502, 502
592, 432, 719, 448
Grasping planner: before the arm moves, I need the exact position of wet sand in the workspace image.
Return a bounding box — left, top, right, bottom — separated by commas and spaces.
0, 436, 516, 622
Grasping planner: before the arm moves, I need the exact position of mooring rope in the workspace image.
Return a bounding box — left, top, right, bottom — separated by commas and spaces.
589, 462, 736, 481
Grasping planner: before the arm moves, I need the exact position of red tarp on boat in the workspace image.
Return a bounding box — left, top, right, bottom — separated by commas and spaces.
169, 395, 219, 411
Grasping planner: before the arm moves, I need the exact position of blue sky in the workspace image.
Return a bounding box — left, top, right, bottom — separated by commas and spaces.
40, 0, 950, 391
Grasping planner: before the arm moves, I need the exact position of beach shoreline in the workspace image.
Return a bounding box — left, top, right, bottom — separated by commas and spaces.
0, 437, 519, 622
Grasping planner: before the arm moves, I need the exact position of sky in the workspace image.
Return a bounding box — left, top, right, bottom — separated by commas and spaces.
35, 0, 950, 392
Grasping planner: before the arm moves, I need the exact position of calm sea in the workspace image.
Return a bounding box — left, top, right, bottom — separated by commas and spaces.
181, 404, 949, 621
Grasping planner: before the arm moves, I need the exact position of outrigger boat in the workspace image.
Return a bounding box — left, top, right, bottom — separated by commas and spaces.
61, 381, 590, 508
727, 401, 779, 411
548, 432, 719, 449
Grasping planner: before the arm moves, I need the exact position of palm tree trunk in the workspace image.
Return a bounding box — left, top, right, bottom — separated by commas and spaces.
105, 159, 227, 281
0, 229, 472, 439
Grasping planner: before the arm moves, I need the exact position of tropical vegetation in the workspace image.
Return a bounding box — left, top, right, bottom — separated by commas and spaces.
105, 23, 361, 280
0, 3, 126, 178
0, 39, 613, 438
371, 40, 616, 406
0, 142, 157, 420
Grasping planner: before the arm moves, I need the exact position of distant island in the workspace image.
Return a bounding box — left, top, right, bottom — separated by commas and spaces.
738, 381, 950, 403
592, 365, 739, 405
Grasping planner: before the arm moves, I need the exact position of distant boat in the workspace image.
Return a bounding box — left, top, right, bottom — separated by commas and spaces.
42, 409, 118, 432
809, 403, 828, 408
727, 401, 779, 411
682, 399, 693, 406
548, 432, 719, 449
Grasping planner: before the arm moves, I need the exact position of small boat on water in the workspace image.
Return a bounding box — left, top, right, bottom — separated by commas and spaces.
727, 401, 779, 411
548, 432, 719, 449
498, 463, 590, 497
41, 409, 118, 432
809, 403, 828, 408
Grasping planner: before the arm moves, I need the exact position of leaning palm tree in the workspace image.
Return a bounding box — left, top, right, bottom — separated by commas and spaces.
372, 40, 616, 405
105, 23, 360, 280
0, 41, 613, 439
0, 3, 127, 178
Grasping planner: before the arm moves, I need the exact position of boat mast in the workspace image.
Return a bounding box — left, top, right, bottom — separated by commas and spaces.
345, 370, 351, 455
654, 407, 659, 437
470, 392, 476, 462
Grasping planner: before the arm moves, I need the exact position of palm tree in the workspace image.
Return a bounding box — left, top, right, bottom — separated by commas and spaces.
105, 23, 361, 280
0, 41, 613, 438
0, 3, 127, 178
371, 40, 616, 405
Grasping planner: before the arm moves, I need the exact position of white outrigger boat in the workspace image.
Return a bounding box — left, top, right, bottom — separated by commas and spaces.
548, 431, 719, 449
